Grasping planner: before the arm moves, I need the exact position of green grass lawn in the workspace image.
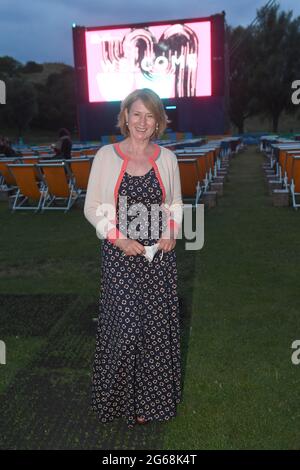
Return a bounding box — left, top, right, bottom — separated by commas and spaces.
164, 147, 300, 449
0, 145, 300, 449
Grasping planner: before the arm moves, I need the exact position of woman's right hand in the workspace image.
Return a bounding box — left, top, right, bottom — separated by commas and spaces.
114, 238, 146, 257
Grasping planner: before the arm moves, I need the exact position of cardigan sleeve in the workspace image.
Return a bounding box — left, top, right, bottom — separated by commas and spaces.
83, 150, 126, 243
164, 155, 183, 239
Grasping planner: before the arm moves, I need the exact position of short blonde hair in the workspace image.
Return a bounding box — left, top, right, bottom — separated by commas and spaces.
117, 88, 168, 138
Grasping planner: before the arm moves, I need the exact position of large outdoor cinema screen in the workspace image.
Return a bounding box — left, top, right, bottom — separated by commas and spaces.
85, 19, 212, 102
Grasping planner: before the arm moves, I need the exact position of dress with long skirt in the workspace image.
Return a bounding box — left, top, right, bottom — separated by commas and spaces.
91, 167, 182, 427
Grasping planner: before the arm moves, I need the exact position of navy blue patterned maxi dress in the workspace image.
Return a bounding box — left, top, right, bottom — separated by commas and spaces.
91, 167, 182, 427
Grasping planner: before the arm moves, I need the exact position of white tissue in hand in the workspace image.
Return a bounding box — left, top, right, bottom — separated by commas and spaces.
143, 243, 160, 262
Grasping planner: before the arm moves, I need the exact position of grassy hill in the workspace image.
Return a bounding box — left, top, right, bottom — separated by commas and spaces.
20, 62, 73, 85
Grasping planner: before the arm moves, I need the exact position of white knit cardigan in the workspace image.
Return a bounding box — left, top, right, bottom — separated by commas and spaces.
83, 143, 183, 242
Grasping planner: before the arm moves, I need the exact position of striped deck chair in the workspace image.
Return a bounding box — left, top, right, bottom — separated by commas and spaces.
36, 161, 81, 212
177, 158, 202, 207
7, 164, 45, 211
290, 156, 300, 209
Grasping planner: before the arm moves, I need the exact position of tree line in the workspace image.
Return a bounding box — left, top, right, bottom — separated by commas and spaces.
0, 59, 76, 137
228, 2, 300, 133
0, 2, 300, 138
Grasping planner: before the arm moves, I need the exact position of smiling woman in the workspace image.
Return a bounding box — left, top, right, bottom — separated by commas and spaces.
116, 89, 168, 177
117, 88, 167, 139
84, 88, 184, 427
120, 99, 157, 176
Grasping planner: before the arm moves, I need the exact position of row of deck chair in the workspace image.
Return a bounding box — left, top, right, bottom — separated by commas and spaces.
2, 154, 204, 212
14, 148, 99, 159
175, 141, 228, 206
0, 158, 92, 212
261, 138, 300, 209
10, 143, 101, 159
1, 138, 233, 213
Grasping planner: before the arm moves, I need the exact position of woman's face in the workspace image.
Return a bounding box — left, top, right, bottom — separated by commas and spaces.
126, 99, 156, 142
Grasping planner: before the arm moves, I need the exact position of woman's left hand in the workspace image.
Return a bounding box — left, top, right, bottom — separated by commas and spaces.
158, 237, 176, 253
